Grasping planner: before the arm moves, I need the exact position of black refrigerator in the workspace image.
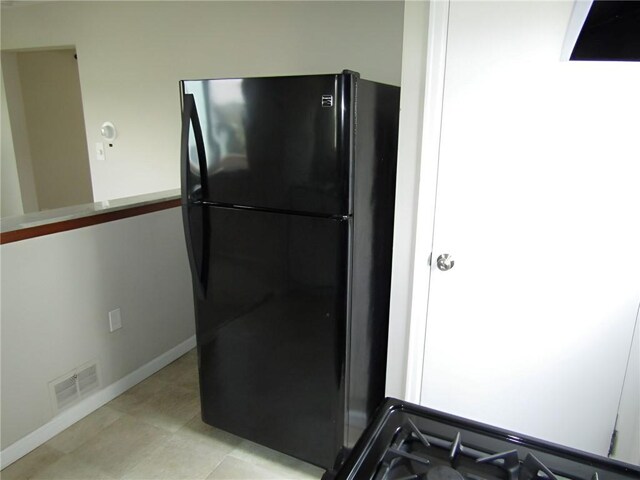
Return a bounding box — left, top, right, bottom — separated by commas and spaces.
179, 70, 399, 469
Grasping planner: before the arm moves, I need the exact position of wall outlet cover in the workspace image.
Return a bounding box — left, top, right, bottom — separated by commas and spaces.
95, 142, 106, 161
108, 308, 122, 332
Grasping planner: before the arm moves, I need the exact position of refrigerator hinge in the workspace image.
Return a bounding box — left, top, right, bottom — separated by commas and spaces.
427, 252, 432, 267
607, 414, 619, 457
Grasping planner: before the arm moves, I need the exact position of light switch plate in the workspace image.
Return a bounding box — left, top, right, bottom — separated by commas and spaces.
108, 308, 122, 332
96, 142, 106, 161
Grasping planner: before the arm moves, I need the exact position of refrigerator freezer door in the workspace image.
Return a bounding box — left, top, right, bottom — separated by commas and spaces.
191, 204, 350, 469
181, 74, 353, 216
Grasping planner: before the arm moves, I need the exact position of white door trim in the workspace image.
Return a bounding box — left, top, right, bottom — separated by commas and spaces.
611, 302, 640, 464
559, 0, 593, 61
386, 0, 430, 400
403, 0, 451, 403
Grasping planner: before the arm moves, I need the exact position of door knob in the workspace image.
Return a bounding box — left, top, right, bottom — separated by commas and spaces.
436, 254, 454, 271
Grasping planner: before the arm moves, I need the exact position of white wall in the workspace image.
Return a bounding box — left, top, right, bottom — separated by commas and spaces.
1, 1, 404, 202
0, 208, 195, 450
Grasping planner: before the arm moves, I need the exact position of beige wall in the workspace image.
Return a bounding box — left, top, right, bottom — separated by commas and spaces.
16, 49, 94, 210
1, 72, 24, 217
1, 1, 404, 202
0, 208, 195, 450
1, 52, 39, 214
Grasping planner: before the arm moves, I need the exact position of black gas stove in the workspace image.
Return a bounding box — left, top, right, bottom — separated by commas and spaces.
324, 398, 640, 480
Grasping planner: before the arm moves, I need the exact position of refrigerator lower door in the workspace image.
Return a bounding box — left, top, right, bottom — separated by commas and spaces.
191, 204, 350, 469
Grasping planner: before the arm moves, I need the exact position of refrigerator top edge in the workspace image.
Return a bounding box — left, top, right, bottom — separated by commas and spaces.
179, 71, 399, 90
180, 70, 359, 85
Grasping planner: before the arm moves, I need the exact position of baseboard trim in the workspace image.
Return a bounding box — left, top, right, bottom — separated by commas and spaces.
0, 335, 197, 469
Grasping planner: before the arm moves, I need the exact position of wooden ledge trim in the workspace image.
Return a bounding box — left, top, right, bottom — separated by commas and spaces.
1, 198, 181, 245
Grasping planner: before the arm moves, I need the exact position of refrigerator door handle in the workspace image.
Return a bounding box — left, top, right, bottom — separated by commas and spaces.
182, 203, 210, 299
181, 93, 210, 298
181, 93, 209, 202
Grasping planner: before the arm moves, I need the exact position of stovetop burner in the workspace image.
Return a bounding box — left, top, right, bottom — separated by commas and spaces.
427, 465, 466, 480
324, 398, 640, 480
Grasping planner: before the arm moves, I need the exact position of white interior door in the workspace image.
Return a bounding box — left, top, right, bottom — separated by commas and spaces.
420, 1, 640, 457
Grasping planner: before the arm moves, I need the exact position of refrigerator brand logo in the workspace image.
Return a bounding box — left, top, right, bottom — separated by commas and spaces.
321, 95, 334, 107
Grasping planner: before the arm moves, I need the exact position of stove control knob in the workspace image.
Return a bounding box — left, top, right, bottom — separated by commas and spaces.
436, 253, 454, 271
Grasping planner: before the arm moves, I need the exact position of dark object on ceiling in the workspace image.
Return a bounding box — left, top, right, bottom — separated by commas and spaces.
571, 0, 640, 61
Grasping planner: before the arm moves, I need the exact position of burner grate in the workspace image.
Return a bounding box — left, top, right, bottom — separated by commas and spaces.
374, 419, 574, 480
325, 399, 640, 480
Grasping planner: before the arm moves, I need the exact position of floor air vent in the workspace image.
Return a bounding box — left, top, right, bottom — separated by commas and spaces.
49, 362, 99, 412
77, 363, 98, 395
53, 375, 79, 410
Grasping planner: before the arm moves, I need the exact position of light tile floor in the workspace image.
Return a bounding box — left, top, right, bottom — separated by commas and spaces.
1, 349, 325, 479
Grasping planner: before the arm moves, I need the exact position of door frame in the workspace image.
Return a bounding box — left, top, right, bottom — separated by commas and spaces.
612, 305, 640, 463
387, 0, 451, 403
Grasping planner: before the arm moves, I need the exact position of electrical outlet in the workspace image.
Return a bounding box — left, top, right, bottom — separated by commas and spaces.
108, 308, 122, 332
